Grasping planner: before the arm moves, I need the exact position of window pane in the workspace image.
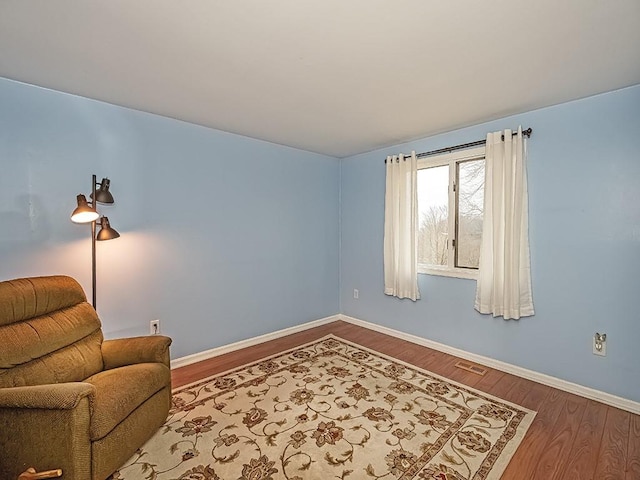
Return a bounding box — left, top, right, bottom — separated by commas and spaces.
456, 159, 485, 269
417, 166, 449, 266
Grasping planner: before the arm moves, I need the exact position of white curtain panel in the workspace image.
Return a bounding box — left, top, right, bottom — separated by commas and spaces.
475, 127, 534, 319
383, 151, 420, 301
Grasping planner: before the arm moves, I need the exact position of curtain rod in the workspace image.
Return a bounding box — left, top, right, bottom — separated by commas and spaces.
385, 127, 532, 162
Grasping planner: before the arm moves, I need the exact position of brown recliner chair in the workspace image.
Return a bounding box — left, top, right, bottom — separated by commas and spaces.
0, 276, 172, 480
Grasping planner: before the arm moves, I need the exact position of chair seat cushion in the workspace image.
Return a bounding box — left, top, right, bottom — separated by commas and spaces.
85, 362, 170, 440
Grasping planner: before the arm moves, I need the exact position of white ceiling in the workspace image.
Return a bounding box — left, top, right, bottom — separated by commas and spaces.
1, 1, 639, 158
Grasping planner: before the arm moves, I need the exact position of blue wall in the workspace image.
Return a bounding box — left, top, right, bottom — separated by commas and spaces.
0, 78, 340, 359
340, 84, 640, 402
2, 75, 639, 403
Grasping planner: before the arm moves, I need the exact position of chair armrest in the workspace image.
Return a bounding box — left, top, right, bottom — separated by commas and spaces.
102, 335, 172, 370
0, 384, 94, 479
0, 383, 95, 410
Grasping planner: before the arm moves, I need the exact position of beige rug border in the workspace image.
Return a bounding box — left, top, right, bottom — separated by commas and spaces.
172, 333, 537, 480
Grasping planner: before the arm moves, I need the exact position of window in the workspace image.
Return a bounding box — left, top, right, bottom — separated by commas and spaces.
417, 146, 485, 279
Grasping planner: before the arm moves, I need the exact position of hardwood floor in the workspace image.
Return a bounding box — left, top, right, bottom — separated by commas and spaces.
171, 320, 640, 479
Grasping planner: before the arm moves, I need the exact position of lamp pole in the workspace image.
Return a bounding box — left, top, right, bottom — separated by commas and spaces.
91, 175, 97, 309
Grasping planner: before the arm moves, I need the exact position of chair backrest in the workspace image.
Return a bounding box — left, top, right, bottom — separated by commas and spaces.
0, 276, 104, 388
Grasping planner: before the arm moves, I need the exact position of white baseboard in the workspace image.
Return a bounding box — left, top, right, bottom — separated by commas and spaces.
339, 314, 640, 415
170, 315, 340, 369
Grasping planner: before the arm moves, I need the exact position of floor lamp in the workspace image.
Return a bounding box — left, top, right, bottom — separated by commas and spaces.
70, 175, 120, 309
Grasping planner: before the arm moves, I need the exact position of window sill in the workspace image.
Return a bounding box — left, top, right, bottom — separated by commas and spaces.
418, 266, 478, 280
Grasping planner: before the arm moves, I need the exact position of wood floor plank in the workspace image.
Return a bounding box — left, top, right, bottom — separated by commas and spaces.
502, 377, 542, 407
424, 353, 468, 378
531, 393, 588, 479
562, 399, 608, 480
485, 371, 524, 401
472, 366, 505, 393
500, 387, 565, 479
517, 381, 552, 412
627, 412, 640, 480
594, 406, 630, 479
169, 320, 639, 478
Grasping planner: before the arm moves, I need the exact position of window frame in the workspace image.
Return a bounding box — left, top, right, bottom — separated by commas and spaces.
417, 146, 486, 280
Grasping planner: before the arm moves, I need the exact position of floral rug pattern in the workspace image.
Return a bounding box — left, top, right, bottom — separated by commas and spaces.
112, 335, 535, 480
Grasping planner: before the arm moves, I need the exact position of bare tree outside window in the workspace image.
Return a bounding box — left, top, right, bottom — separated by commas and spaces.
416, 147, 485, 278
418, 205, 448, 265
456, 159, 485, 268
417, 165, 448, 266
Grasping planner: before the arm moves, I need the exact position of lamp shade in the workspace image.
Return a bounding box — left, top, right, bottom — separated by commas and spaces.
71, 194, 99, 223
91, 178, 115, 204
96, 217, 120, 241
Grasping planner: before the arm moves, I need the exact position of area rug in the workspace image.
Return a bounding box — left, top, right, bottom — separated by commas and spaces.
112, 335, 535, 480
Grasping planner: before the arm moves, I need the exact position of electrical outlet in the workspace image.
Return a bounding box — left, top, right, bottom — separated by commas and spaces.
593, 332, 606, 356
353, 289, 359, 299
150, 319, 160, 335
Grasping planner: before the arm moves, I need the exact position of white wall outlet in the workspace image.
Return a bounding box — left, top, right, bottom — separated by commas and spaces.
353, 289, 359, 299
150, 319, 160, 335
593, 332, 606, 356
